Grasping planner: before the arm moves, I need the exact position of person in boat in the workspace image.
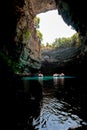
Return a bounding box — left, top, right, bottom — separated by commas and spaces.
38, 71, 43, 77
53, 73, 59, 77
59, 73, 65, 76
53, 73, 65, 77
38, 73, 43, 77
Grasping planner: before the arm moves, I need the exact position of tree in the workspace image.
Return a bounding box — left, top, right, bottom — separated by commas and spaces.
36, 30, 43, 43
34, 16, 43, 43
34, 17, 40, 29
51, 33, 80, 48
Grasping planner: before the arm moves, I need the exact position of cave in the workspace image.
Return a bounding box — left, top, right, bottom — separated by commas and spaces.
0, 0, 87, 77
0, 0, 87, 130
0, 0, 87, 75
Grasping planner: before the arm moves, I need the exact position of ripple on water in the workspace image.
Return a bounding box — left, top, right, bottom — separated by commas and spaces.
32, 97, 87, 130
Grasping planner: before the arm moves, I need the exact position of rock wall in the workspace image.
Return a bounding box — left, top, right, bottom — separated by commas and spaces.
0, 0, 56, 74
16, 0, 41, 72
31, 0, 56, 14
18, 0, 56, 73
56, 0, 87, 51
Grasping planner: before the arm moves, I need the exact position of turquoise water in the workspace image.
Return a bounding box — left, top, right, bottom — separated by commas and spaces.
22, 76, 76, 81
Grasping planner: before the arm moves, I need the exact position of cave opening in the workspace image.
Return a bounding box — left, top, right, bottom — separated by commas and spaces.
37, 9, 76, 46
35, 10, 84, 76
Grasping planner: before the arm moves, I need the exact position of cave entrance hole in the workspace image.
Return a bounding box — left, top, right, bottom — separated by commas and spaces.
37, 9, 76, 46
35, 10, 84, 75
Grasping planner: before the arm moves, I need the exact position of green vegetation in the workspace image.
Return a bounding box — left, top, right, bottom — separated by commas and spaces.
36, 30, 43, 43
23, 30, 30, 41
34, 17, 40, 29
34, 17, 80, 51
40, 33, 80, 49
34, 16, 43, 43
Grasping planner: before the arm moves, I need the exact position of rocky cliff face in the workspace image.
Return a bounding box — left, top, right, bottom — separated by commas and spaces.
40, 45, 84, 75
0, 0, 56, 74
56, 0, 87, 51
17, 0, 56, 73
31, 0, 56, 14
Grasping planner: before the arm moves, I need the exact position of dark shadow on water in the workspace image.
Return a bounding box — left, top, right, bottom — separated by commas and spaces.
16, 79, 43, 130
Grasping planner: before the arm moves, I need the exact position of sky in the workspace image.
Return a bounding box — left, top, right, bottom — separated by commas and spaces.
37, 10, 76, 45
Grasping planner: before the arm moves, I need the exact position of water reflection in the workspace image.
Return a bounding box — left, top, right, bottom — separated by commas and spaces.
53, 77, 65, 88
60, 77, 65, 86
53, 77, 58, 87
18, 76, 87, 130
33, 97, 86, 130
38, 77, 43, 86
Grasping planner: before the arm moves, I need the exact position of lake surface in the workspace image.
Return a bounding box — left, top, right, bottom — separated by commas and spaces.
17, 76, 87, 130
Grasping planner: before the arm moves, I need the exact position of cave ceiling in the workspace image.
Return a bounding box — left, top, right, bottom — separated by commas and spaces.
31, 0, 56, 14
32, 0, 87, 44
